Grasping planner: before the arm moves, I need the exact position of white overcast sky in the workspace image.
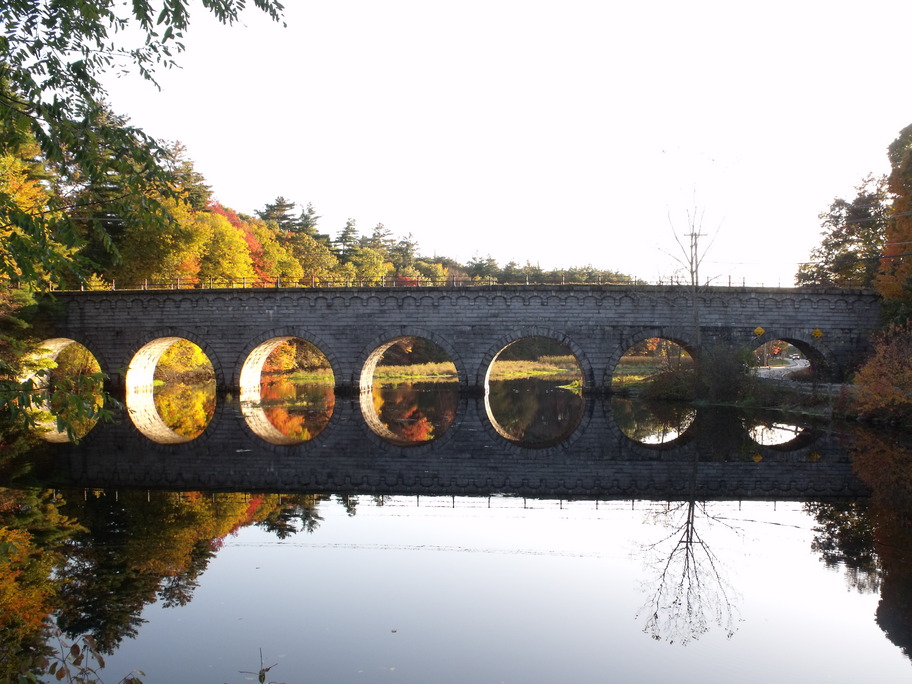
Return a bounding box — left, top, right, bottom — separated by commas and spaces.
101, 0, 912, 286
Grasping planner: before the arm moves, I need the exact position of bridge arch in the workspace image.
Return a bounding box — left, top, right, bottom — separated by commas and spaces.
23, 337, 104, 385
25, 338, 104, 442
478, 326, 593, 389
233, 331, 338, 446
122, 332, 220, 445
749, 328, 843, 380
123, 329, 223, 393
355, 327, 466, 392
479, 329, 591, 449
604, 326, 698, 390
744, 417, 821, 450
236, 328, 340, 392
608, 396, 698, 449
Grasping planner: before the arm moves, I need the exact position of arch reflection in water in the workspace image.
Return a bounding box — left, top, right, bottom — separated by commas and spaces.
241, 378, 335, 445
239, 338, 335, 445
485, 336, 585, 447
485, 378, 585, 446
361, 382, 459, 446
611, 397, 697, 446
360, 336, 459, 446
746, 420, 809, 447
126, 338, 215, 443
30, 338, 105, 442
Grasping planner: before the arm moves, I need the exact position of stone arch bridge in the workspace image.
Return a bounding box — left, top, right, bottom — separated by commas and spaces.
45, 284, 882, 393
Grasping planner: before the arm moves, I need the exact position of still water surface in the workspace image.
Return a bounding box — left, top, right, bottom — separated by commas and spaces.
4, 379, 912, 682
55, 495, 910, 683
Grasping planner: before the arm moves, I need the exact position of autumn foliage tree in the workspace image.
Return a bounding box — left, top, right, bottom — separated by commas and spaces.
853, 322, 912, 428
877, 124, 912, 309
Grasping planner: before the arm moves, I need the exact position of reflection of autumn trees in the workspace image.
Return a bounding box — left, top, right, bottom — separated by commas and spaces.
256, 494, 330, 538
258, 379, 335, 442
34, 490, 334, 661
0, 527, 54, 628
847, 428, 912, 659
0, 488, 84, 680
56, 490, 263, 650
153, 380, 216, 439
371, 383, 457, 444
805, 500, 882, 594
0, 486, 339, 675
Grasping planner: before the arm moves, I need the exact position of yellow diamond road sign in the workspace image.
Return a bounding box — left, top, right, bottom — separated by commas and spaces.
754, 326, 765, 336
812, 328, 823, 339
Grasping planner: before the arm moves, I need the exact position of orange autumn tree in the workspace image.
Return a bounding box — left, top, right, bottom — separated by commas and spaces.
853, 322, 912, 428
877, 124, 912, 310
0, 527, 56, 633
849, 125, 912, 424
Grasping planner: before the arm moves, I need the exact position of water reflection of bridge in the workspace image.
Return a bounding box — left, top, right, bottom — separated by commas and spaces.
58, 396, 867, 500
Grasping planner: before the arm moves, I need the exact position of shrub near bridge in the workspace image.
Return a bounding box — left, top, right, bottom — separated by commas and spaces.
636, 345, 757, 404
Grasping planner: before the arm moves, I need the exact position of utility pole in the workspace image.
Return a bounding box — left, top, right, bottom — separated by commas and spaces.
668, 204, 719, 368
685, 229, 705, 351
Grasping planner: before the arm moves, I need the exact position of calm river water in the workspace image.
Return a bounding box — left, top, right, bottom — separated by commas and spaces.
3, 379, 912, 683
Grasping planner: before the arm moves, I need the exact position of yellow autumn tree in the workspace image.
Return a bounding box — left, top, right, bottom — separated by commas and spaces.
116, 196, 208, 285
286, 232, 338, 284
0, 526, 57, 675
196, 212, 257, 283
0, 151, 75, 285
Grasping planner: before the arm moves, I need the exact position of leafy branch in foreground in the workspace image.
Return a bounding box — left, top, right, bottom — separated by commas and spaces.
1, 1, 285, 437
17, 629, 143, 684
1, 0, 286, 287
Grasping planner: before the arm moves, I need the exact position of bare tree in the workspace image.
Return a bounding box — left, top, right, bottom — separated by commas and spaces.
665, 204, 722, 351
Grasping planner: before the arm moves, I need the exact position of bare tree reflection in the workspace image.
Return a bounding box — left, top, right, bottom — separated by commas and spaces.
636, 456, 741, 644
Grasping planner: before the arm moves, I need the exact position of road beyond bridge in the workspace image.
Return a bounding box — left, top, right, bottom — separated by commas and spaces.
45, 284, 882, 393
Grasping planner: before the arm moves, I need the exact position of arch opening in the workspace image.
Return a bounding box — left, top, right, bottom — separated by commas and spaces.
125, 338, 215, 444
239, 337, 335, 445
612, 337, 694, 395
359, 336, 458, 446
484, 336, 584, 447
750, 338, 830, 385
27, 338, 104, 442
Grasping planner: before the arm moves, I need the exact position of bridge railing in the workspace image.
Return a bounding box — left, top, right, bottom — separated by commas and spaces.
17, 273, 781, 291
